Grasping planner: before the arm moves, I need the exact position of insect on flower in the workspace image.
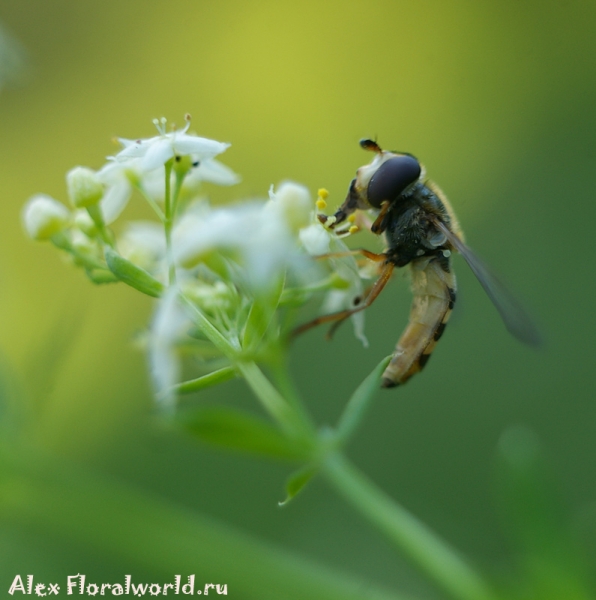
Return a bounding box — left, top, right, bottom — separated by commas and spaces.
295, 140, 541, 388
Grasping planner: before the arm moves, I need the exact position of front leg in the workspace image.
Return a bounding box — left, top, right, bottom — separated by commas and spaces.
370, 200, 392, 235
318, 178, 364, 229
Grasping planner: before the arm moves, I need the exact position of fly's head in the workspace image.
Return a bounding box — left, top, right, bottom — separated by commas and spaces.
318, 140, 424, 230
354, 139, 423, 209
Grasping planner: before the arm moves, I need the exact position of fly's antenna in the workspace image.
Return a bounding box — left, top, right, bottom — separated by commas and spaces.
359, 138, 383, 153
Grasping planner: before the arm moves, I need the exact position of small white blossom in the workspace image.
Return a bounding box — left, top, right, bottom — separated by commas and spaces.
299, 223, 331, 255
96, 157, 143, 224
97, 119, 238, 225
22, 194, 70, 240
174, 200, 300, 291
185, 157, 241, 187
66, 166, 104, 208
114, 116, 230, 172
298, 212, 370, 347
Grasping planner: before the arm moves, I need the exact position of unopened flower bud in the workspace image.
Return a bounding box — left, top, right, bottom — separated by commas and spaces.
66, 166, 104, 208
22, 194, 70, 240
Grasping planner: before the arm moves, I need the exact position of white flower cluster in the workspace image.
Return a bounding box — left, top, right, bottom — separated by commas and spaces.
23, 116, 370, 406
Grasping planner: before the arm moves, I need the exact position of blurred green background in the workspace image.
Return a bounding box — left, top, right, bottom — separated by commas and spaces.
1, 1, 595, 598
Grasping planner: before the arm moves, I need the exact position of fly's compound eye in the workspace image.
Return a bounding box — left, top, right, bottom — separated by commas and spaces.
367, 155, 421, 208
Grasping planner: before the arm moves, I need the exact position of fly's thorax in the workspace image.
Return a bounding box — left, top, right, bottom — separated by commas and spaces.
423, 180, 464, 242
382, 194, 453, 267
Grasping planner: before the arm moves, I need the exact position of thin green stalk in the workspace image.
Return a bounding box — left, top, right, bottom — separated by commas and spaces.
171, 168, 185, 224
323, 452, 498, 600
236, 361, 312, 441
269, 357, 316, 436
135, 182, 165, 221
179, 293, 237, 357
51, 233, 107, 271
86, 204, 114, 248
163, 159, 176, 286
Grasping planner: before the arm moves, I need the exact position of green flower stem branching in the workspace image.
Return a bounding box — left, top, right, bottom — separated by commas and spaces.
241, 352, 496, 600
323, 452, 499, 600
86, 204, 114, 248
237, 361, 314, 440
179, 293, 312, 440
180, 293, 237, 357
51, 233, 107, 272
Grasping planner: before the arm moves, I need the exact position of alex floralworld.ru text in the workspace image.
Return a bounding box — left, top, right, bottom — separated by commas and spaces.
8, 574, 228, 596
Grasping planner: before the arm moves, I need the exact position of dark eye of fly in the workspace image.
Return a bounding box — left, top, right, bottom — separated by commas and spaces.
367, 155, 421, 207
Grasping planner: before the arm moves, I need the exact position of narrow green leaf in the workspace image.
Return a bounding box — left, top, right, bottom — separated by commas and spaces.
104, 247, 164, 298
181, 406, 311, 461
173, 366, 236, 395
279, 464, 318, 506
85, 268, 119, 284
335, 355, 392, 446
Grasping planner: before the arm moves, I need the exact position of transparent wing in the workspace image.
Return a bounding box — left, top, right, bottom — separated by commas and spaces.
432, 218, 542, 346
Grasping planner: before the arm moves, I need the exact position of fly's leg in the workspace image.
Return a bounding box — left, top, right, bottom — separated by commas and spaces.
370, 200, 392, 235
312, 248, 385, 262
292, 260, 394, 338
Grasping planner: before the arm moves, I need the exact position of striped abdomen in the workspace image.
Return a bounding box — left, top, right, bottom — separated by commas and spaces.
381, 256, 456, 388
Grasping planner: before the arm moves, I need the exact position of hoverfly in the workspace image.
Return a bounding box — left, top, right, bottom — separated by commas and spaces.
295, 139, 541, 388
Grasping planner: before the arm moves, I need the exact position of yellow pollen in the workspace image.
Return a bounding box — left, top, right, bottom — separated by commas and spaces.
347, 214, 356, 223
349, 225, 359, 234
316, 198, 327, 210
317, 188, 329, 200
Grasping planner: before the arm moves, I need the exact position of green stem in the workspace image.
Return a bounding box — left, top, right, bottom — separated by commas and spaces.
323, 453, 498, 600
135, 182, 165, 222
86, 204, 114, 248
171, 168, 184, 224
51, 233, 107, 271
163, 159, 176, 286
269, 357, 316, 436
237, 361, 312, 440
179, 293, 237, 357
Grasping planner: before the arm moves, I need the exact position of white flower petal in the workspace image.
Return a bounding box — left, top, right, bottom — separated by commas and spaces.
142, 138, 174, 171
148, 287, 189, 410
187, 158, 241, 186
114, 139, 151, 160
299, 223, 331, 255
100, 180, 132, 224
173, 135, 229, 157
